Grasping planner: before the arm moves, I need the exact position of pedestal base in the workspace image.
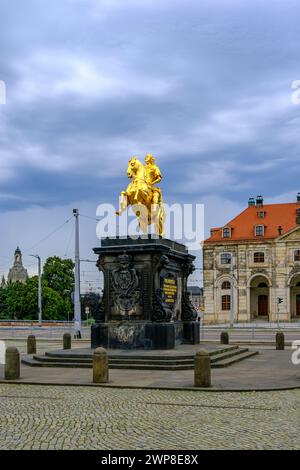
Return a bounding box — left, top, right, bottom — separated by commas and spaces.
144, 322, 175, 349
91, 322, 176, 350
182, 321, 200, 344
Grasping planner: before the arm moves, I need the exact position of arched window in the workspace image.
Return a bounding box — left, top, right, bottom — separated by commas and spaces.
294, 250, 300, 262
258, 282, 268, 288
222, 295, 231, 311
221, 281, 231, 290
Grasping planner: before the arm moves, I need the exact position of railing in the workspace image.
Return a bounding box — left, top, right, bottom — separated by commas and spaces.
0, 320, 74, 327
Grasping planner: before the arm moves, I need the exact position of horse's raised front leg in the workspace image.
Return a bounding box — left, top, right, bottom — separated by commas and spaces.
116, 191, 128, 216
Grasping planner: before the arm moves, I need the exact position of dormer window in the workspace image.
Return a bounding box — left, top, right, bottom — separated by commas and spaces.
257, 211, 265, 219
222, 227, 231, 239
255, 225, 264, 237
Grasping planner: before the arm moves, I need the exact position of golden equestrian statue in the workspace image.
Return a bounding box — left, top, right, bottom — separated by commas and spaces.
116, 153, 165, 236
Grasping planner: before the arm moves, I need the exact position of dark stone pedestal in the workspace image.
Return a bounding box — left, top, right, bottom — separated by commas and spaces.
91, 321, 177, 350
182, 321, 200, 345
91, 236, 199, 350
145, 322, 175, 349
91, 323, 108, 349
91, 322, 147, 349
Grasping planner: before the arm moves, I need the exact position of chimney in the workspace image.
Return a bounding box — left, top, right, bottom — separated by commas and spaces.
256, 195, 263, 207
297, 208, 300, 225
297, 192, 300, 203
248, 197, 255, 207
278, 226, 283, 236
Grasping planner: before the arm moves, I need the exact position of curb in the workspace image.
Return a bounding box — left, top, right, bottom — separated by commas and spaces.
0, 378, 300, 393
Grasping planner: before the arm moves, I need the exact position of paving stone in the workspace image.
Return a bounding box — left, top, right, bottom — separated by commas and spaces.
0, 384, 300, 450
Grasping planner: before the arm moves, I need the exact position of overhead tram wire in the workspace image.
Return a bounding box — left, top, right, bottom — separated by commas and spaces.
24, 216, 73, 254
80, 214, 101, 222
63, 221, 75, 258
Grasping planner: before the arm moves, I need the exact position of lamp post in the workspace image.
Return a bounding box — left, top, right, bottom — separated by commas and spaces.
230, 253, 235, 328
277, 297, 284, 330
30, 254, 42, 326
73, 208, 81, 338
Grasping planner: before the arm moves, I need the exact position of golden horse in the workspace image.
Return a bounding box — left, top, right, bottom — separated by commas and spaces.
116, 157, 165, 236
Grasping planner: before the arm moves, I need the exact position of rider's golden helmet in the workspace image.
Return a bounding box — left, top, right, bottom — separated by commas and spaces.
145, 153, 155, 164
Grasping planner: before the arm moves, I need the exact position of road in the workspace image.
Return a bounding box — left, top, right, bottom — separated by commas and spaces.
1, 325, 300, 344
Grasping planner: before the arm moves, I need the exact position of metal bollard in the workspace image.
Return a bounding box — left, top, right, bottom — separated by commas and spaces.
5, 347, 20, 380
63, 333, 71, 350
220, 331, 229, 345
194, 350, 211, 387
93, 347, 109, 383
276, 331, 285, 350
27, 335, 36, 354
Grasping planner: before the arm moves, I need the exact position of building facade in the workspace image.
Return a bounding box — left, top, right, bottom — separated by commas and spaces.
187, 286, 204, 313
7, 247, 28, 284
203, 195, 300, 324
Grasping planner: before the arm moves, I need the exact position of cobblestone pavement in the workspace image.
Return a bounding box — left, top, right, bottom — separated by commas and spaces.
0, 384, 300, 450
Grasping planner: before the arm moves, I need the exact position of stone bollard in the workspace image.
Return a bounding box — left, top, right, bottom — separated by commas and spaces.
27, 335, 36, 354
5, 347, 20, 380
220, 331, 229, 345
93, 347, 109, 384
63, 333, 72, 350
276, 331, 285, 350
194, 350, 211, 387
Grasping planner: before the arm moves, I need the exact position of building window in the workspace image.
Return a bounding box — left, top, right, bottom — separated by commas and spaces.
258, 282, 268, 288
222, 227, 231, 238
254, 252, 265, 263
255, 225, 264, 237
294, 250, 300, 262
221, 281, 231, 290
220, 253, 232, 265
257, 211, 266, 219
222, 295, 231, 311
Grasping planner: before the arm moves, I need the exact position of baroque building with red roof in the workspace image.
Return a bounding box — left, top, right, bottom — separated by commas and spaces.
203, 194, 300, 324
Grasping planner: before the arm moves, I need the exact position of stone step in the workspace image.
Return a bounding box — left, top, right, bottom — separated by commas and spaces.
22, 348, 258, 370
209, 347, 250, 363
22, 357, 192, 370
22, 357, 91, 369
43, 345, 239, 361
212, 350, 259, 368
33, 355, 194, 366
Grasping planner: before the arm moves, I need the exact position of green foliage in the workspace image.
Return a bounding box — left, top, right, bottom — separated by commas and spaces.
42, 256, 74, 300
0, 286, 9, 319
0, 255, 76, 321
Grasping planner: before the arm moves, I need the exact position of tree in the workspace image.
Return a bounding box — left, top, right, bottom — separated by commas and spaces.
42, 256, 74, 299
25, 276, 69, 321
4, 282, 28, 319
0, 276, 71, 321
0, 287, 8, 319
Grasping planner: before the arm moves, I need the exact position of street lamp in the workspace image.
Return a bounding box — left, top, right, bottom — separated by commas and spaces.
230, 253, 235, 328
277, 297, 284, 330
30, 254, 42, 326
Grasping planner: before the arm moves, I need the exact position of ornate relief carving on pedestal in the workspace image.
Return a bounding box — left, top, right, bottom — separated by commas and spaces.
111, 254, 140, 320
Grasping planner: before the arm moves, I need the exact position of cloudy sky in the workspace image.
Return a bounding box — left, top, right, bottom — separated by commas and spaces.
0, 0, 300, 288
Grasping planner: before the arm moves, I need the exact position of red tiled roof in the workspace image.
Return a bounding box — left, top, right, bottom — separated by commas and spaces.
204, 202, 300, 244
